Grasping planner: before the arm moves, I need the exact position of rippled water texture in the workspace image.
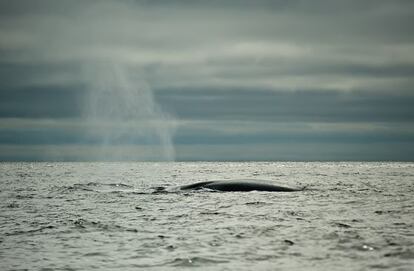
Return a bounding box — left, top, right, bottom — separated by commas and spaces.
1, 162, 413, 270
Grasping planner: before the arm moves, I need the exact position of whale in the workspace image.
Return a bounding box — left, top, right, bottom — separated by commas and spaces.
178, 179, 301, 192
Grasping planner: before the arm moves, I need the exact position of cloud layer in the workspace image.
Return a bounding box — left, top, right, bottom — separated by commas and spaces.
1, 0, 414, 161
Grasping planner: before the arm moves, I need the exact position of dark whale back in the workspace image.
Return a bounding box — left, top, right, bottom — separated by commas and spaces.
179, 179, 300, 192
179, 181, 215, 190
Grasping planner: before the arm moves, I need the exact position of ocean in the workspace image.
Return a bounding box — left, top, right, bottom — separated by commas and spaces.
1, 162, 413, 270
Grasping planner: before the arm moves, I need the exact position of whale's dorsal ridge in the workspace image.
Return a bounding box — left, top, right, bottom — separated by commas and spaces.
179, 179, 300, 192
179, 181, 216, 190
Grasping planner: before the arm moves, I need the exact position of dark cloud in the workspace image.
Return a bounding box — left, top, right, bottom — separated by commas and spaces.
0, 86, 84, 118
10, 84, 414, 123
0, 0, 413, 161
156, 88, 414, 123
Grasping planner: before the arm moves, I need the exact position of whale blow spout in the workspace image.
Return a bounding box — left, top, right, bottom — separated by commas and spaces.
179, 179, 301, 192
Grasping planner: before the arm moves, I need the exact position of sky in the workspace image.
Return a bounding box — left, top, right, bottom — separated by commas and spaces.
0, 0, 414, 161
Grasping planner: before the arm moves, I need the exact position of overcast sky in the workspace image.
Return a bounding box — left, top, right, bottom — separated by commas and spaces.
1, 0, 414, 161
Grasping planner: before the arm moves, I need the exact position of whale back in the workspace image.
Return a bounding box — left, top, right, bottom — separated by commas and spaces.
179, 179, 300, 192
179, 181, 215, 190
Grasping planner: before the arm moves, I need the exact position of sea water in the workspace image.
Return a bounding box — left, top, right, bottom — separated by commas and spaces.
0, 162, 413, 270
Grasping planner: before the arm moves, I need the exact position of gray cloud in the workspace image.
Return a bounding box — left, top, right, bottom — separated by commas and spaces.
1, 0, 414, 90
156, 88, 414, 123
0, 0, 414, 161
0, 85, 84, 118
2, 86, 413, 123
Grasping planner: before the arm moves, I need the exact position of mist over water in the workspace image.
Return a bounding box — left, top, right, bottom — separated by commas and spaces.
81, 63, 176, 161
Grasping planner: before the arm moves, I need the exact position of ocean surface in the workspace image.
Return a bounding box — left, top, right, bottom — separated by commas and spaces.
1, 162, 413, 271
